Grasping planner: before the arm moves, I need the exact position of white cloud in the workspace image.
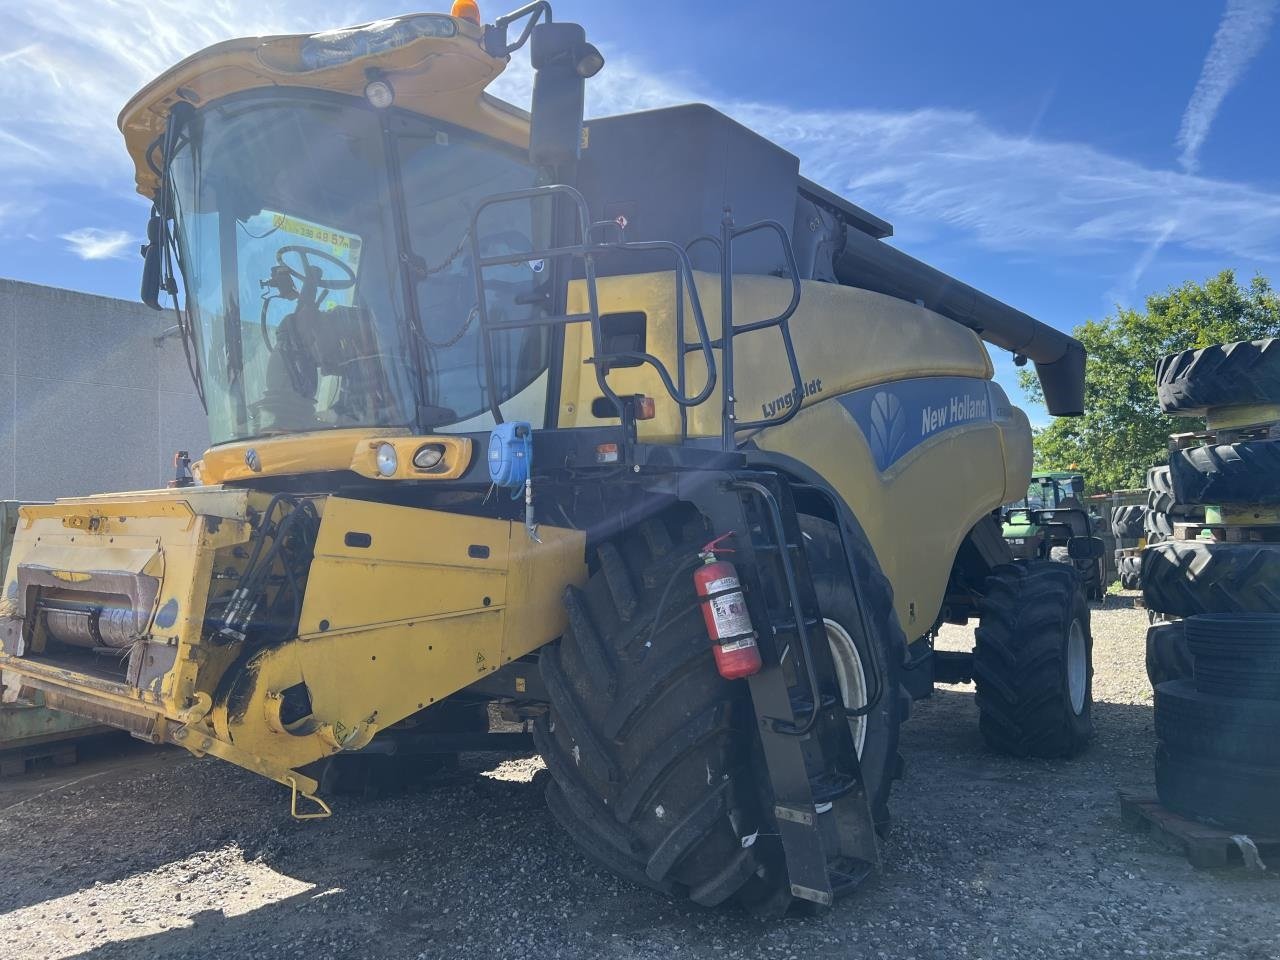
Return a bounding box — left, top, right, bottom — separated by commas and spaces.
2, 2, 1279, 275
1176, 0, 1278, 173
59, 227, 135, 260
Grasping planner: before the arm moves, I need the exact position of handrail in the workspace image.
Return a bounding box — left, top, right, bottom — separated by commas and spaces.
717, 213, 806, 446
468, 184, 718, 427
724, 219, 805, 436
468, 186, 809, 448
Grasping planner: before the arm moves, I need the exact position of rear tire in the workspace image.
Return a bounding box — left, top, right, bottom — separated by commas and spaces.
535, 507, 905, 913
1117, 553, 1142, 590
1146, 620, 1193, 687
1049, 546, 1103, 601
1155, 743, 1280, 834
1146, 466, 1203, 519
1156, 338, 1280, 415
1155, 679, 1280, 765
1144, 510, 1173, 544
1169, 440, 1280, 507
1111, 505, 1146, 539
1142, 541, 1280, 616
1185, 612, 1280, 660
973, 561, 1093, 758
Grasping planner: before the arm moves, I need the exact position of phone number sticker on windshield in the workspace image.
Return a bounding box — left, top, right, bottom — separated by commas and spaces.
268, 212, 363, 264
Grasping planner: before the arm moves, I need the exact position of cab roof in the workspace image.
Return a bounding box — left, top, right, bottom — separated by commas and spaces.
117, 12, 530, 197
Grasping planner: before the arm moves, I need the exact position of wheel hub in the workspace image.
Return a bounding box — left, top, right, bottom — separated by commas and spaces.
825, 619, 869, 755
1067, 618, 1087, 715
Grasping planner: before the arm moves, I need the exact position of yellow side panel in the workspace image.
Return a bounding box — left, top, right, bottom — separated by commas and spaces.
560, 271, 992, 441
298, 499, 511, 636
213, 499, 586, 783
503, 523, 587, 662
756, 395, 1026, 635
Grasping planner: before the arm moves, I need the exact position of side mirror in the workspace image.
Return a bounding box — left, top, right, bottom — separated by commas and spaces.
140, 213, 164, 310
1068, 536, 1104, 561
528, 21, 603, 167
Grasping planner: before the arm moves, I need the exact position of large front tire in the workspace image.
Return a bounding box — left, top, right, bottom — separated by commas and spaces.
535, 507, 904, 912
973, 561, 1093, 758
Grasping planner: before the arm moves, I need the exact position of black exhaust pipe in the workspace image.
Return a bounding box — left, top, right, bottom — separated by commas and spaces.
833, 226, 1086, 417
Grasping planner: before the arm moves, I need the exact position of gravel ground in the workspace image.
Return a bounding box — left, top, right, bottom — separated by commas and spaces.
1, 594, 1277, 960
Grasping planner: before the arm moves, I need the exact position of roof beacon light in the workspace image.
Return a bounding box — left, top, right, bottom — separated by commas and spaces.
451, 0, 482, 25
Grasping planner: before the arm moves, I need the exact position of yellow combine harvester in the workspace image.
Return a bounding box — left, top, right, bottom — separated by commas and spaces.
0, 3, 1098, 912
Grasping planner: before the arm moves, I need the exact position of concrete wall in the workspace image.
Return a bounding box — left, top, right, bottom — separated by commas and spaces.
0, 278, 210, 501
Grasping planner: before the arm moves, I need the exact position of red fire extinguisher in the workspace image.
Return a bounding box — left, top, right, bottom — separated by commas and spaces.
694, 533, 763, 680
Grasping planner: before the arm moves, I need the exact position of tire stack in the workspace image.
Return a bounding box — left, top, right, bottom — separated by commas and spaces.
1154, 616, 1280, 835
1144, 338, 1280, 834
1111, 505, 1145, 590
1143, 465, 1204, 548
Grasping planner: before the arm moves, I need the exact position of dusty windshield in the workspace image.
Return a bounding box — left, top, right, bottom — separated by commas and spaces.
168, 92, 548, 445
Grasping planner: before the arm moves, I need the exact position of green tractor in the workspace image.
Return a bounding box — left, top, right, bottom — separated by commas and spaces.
1003, 472, 1105, 600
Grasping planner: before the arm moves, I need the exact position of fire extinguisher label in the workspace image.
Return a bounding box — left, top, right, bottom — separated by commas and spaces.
710, 593, 752, 637
718, 636, 758, 654
704, 576, 740, 594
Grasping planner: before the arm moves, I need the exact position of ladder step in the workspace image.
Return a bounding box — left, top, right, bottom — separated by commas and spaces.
810, 775, 861, 805
828, 860, 876, 897
746, 541, 804, 553
770, 616, 821, 633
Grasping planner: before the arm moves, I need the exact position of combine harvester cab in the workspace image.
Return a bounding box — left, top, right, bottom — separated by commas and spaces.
0, 2, 1092, 913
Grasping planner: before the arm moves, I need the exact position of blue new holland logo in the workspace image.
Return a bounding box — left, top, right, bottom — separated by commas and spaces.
840, 376, 995, 472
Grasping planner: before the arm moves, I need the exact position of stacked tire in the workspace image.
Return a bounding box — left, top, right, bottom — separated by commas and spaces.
1145, 338, 1280, 833
1111, 505, 1146, 590
1143, 339, 1280, 619
1143, 465, 1203, 546
1154, 616, 1280, 835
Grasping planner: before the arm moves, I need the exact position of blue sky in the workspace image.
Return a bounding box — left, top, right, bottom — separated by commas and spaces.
1, 1, 1277, 422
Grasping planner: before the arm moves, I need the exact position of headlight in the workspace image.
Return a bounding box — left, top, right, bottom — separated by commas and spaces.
413, 443, 446, 470
375, 442, 399, 477
364, 78, 395, 109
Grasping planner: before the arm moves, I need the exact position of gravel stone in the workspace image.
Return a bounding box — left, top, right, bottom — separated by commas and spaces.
0, 595, 1276, 959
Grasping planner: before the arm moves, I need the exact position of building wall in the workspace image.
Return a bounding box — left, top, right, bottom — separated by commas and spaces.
0, 278, 210, 501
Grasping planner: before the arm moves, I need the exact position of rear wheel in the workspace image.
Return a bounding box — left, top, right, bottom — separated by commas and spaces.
1142, 541, 1280, 616
1145, 620, 1193, 687
1146, 465, 1203, 519
973, 561, 1093, 758
1155, 743, 1280, 834
1111, 505, 1146, 539
1155, 679, 1280, 765
1049, 545, 1103, 600
1156, 338, 1280, 415
535, 507, 905, 913
1169, 440, 1280, 507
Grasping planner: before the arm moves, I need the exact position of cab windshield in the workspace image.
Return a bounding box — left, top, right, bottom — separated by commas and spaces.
168, 92, 550, 445
1014, 476, 1084, 512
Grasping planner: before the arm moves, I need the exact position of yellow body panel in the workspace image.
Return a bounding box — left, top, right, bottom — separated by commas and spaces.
559, 272, 993, 441
0, 489, 585, 801
119, 15, 527, 197
198, 429, 473, 484
757, 397, 1029, 634
557, 269, 1029, 635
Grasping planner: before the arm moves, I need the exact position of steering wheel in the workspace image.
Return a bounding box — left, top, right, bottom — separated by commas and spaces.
275, 244, 356, 292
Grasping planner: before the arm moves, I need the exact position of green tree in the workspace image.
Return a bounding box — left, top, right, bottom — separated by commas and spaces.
1021, 270, 1280, 493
